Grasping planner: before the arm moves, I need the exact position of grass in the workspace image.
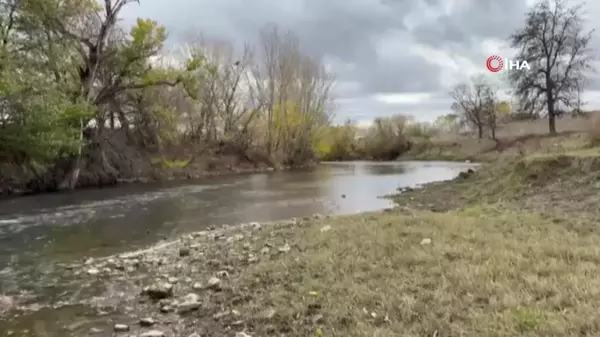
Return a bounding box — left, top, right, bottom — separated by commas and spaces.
226, 207, 600, 337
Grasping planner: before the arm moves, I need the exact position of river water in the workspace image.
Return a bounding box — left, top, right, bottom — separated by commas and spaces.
0, 161, 476, 334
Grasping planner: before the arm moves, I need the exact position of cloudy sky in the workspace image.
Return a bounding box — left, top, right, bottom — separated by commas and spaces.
121, 0, 600, 125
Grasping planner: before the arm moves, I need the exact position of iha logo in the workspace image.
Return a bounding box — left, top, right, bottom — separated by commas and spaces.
486, 55, 530, 72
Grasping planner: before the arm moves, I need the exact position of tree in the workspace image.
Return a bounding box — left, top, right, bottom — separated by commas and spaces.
450, 75, 497, 140
509, 0, 594, 134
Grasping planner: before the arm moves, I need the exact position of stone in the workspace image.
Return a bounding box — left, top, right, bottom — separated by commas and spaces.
420, 238, 432, 245
192, 282, 203, 290
139, 317, 156, 327
159, 305, 174, 313
86, 268, 100, 275
278, 244, 291, 253
89, 327, 102, 334
235, 333, 252, 337
113, 324, 129, 332
188, 333, 201, 337
320, 225, 332, 232
143, 282, 173, 300
177, 293, 202, 314
260, 247, 270, 255
263, 308, 276, 319
167, 277, 178, 284
216, 270, 229, 278
206, 277, 221, 290
140, 330, 166, 337
0, 295, 14, 315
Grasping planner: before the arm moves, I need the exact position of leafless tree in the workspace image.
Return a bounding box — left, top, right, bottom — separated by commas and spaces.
450, 75, 497, 140
248, 23, 334, 164
508, 0, 594, 134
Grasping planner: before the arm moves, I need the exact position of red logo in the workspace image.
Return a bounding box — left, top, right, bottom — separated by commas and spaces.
486, 55, 503, 72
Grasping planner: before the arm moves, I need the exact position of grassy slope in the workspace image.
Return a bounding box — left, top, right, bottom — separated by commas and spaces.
229, 147, 600, 337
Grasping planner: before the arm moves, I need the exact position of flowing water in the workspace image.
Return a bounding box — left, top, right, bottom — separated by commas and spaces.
0, 161, 477, 335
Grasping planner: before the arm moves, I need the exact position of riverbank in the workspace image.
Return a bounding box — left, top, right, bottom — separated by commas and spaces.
397, 131, 592, 163
3, 143, 600, 336
0, 157, 316, 199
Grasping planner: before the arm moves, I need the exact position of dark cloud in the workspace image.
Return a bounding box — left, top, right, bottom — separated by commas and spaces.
121, 0, 600, 122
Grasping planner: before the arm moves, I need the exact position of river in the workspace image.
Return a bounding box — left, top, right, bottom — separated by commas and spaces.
0, 160, 476, 335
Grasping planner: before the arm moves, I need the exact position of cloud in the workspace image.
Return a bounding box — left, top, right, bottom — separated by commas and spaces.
121, 0, 600, 123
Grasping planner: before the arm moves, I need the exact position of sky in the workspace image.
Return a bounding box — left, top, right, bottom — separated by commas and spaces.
120, 0, 600, 125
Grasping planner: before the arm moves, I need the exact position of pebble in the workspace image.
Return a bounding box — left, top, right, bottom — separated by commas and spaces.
236, 333, 252, 337
139, 317, 156, 326
206, 277, 221, 290
420, 238, 432, 245
320, 225, 332, 232
140, 330, 165, 337
192, 282, 203, 290
113, 324, 129, 332
143, 282, 173, 300
86, 268, 100, 275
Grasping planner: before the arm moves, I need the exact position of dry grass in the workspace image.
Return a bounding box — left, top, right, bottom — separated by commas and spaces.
405, 114, 600, 162
230, 208, 600, 337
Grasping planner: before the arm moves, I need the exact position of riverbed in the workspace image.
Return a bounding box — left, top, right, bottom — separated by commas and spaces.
0, 161, 477, 335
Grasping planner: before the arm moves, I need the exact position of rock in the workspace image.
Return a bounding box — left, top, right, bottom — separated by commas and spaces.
278, 244, 291, 253
341, 194, 346, 198
260, 247, 270, 255
263, 308, 277, 319
89, 327, 103, 334
113, 324, 129, 332
86, 268, 100, 275
233, 234, 244, 241
140, 330, 166, 337
320, 225, 332, 232
179, 247, 190, 257
159, 305, 174, 313
139, 317, 156, 327
167, 277, 178, 284
216, 270, 229, 278
206, 277, 221, 290
236, 332, 252, 337
420, 238, 432, 245
250, 222, 261, 230
313, 213, 322, 219
188, 333, 201, 337
177, 293, 202, 314
143, 282, 173, 300
192, 282, 203, 291
0, 295, 14, 315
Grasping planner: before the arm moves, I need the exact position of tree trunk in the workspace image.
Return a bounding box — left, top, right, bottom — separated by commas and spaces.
548, 111, 556, 134
477, 124, 483, 139
547, 84, 557, 134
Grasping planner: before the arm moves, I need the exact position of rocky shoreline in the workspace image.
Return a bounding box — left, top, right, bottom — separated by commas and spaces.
1, 213, 334, 337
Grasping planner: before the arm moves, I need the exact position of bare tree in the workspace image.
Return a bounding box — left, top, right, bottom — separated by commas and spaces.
509, 0, 594, 134
450, 75, 497, 140
248, 24, 334, 164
